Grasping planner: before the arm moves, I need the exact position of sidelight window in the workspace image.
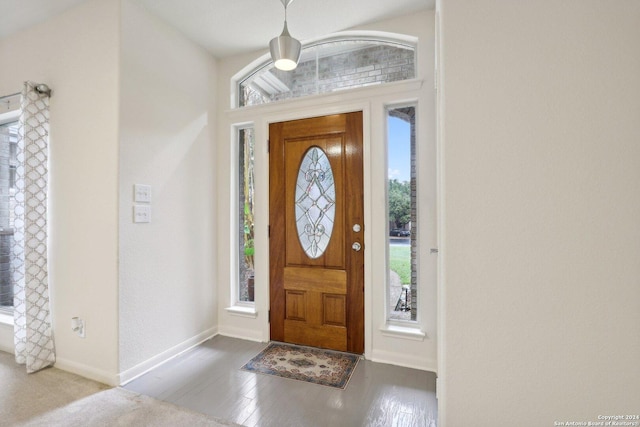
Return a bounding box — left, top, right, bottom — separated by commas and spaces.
238, 127, 255, 303
386, 105, 417, 322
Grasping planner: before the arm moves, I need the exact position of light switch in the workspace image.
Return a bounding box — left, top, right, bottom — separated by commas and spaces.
133, 205, 151, 223
134, 184, 152, 203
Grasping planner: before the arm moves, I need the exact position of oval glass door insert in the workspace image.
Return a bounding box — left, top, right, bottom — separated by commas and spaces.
295, 146, 336, 259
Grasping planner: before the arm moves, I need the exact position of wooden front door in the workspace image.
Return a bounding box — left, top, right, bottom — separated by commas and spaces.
269, 112, 364, 354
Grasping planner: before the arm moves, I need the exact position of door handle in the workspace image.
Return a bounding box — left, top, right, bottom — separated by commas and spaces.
352, 242, 362, 251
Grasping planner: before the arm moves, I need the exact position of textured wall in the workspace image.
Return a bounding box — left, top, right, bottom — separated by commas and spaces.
0, 0, 120, 383
439, 0, 640, 425
118, 0, 218, 376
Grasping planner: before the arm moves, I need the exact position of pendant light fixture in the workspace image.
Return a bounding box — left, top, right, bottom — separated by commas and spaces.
269, 0, 301, 71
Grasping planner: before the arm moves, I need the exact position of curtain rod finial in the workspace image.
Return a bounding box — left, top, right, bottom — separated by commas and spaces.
34, 83, 51, 96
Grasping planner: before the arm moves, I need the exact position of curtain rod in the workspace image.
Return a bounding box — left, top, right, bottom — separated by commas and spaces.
0, 92, 21, 102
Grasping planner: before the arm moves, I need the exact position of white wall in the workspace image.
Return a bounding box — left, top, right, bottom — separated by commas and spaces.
0, 0, 120, 383
438, 1, 640, 425
118, 0, 218, 382
355, 10, 437, 372
215, 10, 437, 371
0, 313, 13, 353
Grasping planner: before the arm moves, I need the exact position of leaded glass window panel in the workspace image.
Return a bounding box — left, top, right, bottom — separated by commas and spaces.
295, 147, 335, 259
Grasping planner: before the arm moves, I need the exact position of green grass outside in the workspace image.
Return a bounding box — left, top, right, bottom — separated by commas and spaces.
389, 245, 411, 285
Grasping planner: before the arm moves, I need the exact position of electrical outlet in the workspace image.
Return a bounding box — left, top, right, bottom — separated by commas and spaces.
71, 317, 85, 338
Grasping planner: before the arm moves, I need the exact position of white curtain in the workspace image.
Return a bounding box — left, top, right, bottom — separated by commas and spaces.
13, 81, 55, 373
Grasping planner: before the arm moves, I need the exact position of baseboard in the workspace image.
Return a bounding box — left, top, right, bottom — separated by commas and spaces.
217, 324, 265, 343
0, 342, 13, 354
0, 321, 14, 354
118, 326, 218, 386
370, 348, 437, 373
55, 357, 119, 386
2, 321, 115, 381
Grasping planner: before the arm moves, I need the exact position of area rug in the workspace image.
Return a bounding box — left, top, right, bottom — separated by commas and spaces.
17, 388, 242, 427
241, 342, 360, 389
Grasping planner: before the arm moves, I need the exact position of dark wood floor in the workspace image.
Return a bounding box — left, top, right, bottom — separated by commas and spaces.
124, 335, 437, 427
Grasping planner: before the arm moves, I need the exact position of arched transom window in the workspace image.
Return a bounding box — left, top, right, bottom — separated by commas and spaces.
235, 33, 417, 108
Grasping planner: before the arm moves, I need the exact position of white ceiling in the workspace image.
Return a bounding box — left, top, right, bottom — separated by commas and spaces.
0, 0, 90, 40
1, 0, 433, 58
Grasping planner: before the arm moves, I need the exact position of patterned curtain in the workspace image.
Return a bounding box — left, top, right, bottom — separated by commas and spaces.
13, 81, 55, 373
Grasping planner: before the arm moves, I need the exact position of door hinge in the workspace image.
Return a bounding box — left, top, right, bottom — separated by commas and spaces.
268, 225, 271, 237
267, 139, 270, 153
268, 310, 271, 323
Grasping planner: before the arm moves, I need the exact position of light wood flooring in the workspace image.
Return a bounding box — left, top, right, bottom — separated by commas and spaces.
124, 336, 437, 427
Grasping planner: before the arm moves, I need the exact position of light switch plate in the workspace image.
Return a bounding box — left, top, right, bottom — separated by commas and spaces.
133, 205, 151, 223
134, 184, 152, 203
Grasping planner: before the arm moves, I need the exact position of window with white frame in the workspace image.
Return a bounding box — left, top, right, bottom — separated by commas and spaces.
0, 100, 20, 315
387, 105, 417, 322
238, 36, 416, 108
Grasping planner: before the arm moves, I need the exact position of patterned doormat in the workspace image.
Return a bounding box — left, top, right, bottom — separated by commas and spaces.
241, 342, 360, 389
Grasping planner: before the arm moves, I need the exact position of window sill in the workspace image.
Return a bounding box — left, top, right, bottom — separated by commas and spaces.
0, 312, 13, 326
225, 305, 258, 319
379, 324, 426, 341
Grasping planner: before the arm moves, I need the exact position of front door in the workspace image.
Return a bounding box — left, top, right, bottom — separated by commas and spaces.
269, 112, 364, 354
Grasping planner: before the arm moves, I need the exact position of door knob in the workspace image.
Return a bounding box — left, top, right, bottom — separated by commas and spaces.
352, 242, 362, 251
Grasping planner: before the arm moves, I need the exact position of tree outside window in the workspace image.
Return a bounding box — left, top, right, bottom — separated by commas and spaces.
239, 127, 255, 302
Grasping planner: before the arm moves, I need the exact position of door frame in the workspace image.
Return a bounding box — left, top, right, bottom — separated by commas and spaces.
262, 103, 372, 356
221, 78, 435, 369
268, 112, 365, 353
